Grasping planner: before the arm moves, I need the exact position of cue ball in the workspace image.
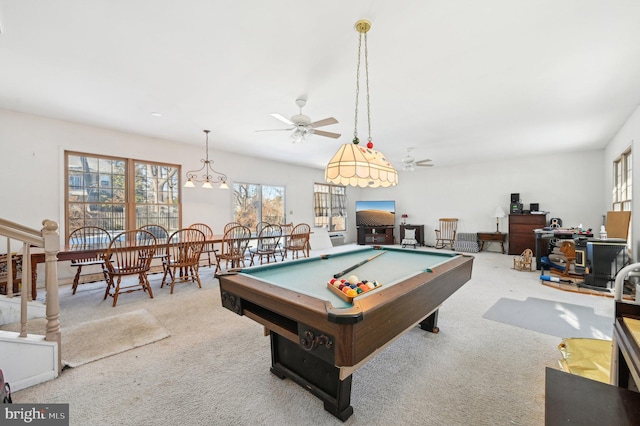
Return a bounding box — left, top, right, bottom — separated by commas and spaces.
348, 275, 359, 285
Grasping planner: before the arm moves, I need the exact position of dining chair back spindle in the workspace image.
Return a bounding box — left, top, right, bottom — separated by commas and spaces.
223, 222, 242, 234
188, 223, 216, 268
284, 223, 311, 260
161, 228, 206, 294
277, 223, 294, 260
103, 229, 157, 307
215, 225, 252, 272
67, 226, 112, 295
250, 224, 282, 265
255, 221, 270, 235
139, 224, 169, 263
0, 254, 21, 295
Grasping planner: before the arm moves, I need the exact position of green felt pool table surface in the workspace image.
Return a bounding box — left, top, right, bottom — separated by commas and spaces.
242, 246, 457, 308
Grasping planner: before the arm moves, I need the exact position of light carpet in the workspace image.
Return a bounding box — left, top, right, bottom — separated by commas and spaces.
11, 248, 618, 425
0, 308, 170, 368
482, 296, 613, 339
60, 308, 170, 368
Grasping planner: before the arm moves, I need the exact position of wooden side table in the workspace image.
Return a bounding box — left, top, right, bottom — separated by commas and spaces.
477, 232, 506, 254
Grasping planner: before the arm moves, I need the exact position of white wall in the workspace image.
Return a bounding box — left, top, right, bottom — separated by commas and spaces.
358, 150, 605, 249
1, 107, 632, 265
0, 109, 326, 238
0, 109, 328, 283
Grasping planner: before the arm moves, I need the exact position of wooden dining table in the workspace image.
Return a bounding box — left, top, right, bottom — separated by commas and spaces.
26, 231, 309, 299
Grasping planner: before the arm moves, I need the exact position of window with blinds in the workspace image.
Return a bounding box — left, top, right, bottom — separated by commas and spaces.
314, 183, 347, 231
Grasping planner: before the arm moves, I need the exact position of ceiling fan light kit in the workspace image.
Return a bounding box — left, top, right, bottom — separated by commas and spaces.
325, 19, 398, 188
401, 147, 433, 172
258, 97, 341, 143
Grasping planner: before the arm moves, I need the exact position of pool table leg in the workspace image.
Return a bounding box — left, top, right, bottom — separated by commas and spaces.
419, 309, 440, 334
269, 332, 354, 421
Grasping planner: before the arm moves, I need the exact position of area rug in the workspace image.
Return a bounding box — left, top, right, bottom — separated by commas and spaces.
61, 309, 170, 368
482, 297, 613, 339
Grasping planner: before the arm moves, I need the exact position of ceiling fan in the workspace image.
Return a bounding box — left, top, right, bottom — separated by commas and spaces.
401, 148, 433, 171
256, 98, 341, 143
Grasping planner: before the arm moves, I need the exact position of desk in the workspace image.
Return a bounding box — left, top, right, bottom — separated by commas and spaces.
545, 367, 640, 425
534, 229, 594, 270
216, 246, 474, 420
477, 232, 506, 254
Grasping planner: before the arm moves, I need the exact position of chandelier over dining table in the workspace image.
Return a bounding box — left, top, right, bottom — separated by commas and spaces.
324, 19, 398, 188
184, 130, 229, 189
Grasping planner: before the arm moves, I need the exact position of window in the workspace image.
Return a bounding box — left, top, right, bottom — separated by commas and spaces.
613, 149, 632, 212
232, 183, 285, 229
314, 183, 346, 231
65, 152, 180, 240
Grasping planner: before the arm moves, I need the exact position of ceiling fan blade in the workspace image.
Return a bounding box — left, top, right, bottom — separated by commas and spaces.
309, 117, 338, 128
270, 113, 294, 126
255, 127, 294, 132
416, 159, 433, 166
313, 129, 341, 139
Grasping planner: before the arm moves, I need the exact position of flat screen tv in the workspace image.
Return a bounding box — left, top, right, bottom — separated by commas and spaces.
355, 200, 395, 227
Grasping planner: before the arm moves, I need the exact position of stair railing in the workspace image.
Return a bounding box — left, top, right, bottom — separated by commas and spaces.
0, 218, 61, 374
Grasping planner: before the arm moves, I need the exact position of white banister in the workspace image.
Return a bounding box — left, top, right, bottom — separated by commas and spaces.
613, 262, 640, 302
0, 218, 61, 374
42, 219, 61, 373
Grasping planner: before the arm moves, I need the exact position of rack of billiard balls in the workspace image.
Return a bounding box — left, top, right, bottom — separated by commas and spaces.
327, 275, 382, 302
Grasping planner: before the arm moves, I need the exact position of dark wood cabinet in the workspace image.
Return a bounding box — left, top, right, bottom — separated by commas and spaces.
508, 214, 548, 255
357, 226, 394, 245
400, 224, 424, 246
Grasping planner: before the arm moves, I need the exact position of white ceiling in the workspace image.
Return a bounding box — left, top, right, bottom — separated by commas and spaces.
2, 1, 640, 171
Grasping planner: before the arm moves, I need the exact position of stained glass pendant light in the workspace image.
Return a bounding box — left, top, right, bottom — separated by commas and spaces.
325, 19, 398, 188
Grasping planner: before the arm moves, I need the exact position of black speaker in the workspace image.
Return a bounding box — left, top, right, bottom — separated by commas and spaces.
530, 203, 539, 211
510, 193, 520, 203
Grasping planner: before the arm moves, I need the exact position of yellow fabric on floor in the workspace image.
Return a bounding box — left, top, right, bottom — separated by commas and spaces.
557, 338, 612, 384
623, 317, 640, 346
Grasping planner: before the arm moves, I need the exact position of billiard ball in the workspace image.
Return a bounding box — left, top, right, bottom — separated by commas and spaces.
348, 275, 359, 285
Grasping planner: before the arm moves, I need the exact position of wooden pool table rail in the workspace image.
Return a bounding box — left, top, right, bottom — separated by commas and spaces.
217, 250, 473, 421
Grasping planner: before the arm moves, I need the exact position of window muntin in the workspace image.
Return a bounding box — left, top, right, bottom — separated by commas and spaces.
65, 152, 180, 241
613, 149, 632, 212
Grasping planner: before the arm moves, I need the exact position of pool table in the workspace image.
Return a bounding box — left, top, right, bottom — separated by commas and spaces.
216, 246, 474, 421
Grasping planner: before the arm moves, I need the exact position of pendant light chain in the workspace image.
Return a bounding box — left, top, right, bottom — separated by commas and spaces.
353, 29, 372, 145
323, 18, 398, 188
364, 31, 372, 143
353, 31, 362, 143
